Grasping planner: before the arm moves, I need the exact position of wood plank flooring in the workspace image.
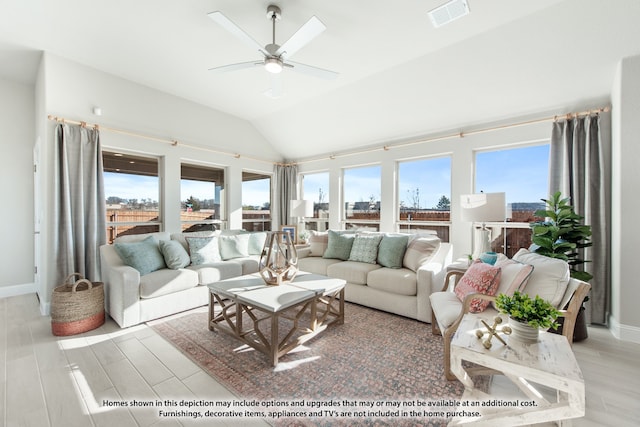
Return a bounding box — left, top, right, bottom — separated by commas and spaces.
1, 293, 639, 426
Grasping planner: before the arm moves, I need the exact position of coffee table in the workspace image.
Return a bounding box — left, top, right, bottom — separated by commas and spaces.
449, 314, 585, 426
207, 272, 345, 366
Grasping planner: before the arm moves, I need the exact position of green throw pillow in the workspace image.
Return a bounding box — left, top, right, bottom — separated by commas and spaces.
187, 236, 221, 265
114, 235, 166, 275
159, 239, 190, 269
377, 234, 409, 268
323, 230, 355, 260
348, 234, 383, 264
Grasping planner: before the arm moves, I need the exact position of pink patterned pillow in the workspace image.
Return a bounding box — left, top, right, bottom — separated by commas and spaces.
454, 260, 502, 313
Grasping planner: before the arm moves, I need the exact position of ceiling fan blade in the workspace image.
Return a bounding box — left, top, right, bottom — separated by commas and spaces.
275, 16, 326, 59
287, 61, 339, 80
209, 61, 262, 73
264, 74, 284, 99
208, 11, 269, 57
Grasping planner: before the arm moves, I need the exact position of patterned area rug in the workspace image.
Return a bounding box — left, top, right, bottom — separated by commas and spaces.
149, 302, 473, 426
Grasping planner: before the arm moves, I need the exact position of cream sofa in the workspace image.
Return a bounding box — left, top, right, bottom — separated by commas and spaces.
297, 230, 452, 322
99, 230, 266, 328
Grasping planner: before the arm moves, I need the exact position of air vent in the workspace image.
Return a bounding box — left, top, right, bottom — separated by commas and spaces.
428, 0, 470, 28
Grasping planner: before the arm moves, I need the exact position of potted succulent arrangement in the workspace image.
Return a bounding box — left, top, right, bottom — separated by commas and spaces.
529, 191, 592, 341
495, 291, 561, 343
298, 229, 311, 245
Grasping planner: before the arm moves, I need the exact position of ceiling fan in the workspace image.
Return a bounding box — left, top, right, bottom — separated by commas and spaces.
208, 5, 338, 98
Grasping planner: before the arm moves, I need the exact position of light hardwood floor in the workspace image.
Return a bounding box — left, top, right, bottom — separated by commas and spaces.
1, 293, 639, 426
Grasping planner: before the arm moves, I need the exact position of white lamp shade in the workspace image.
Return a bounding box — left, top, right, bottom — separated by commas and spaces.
290, 200, 314, 218
460, 192, 506, 222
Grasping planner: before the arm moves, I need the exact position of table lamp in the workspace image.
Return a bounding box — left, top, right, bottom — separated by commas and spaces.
460, 192, 505, 259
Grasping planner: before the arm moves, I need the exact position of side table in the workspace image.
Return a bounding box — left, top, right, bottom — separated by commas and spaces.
449, 314, 585, 426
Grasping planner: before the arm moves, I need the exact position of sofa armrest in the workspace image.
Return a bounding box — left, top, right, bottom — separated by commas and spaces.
100, 245, 142, 327
297, 247, 312, 259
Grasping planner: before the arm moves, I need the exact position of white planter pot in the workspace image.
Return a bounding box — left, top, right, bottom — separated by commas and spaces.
509, 318, 539, 343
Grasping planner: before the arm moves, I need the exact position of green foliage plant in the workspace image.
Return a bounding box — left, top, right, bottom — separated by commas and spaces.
530, 191, 593, 282
495, 291, 561, 330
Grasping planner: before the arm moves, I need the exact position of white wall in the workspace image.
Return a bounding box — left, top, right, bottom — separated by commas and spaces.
36, 54, 282, 312
0, 76, 35, 296
610, 55, 640, 342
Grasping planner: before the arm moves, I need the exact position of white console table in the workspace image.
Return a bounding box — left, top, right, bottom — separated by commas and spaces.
449, 314, 585, 426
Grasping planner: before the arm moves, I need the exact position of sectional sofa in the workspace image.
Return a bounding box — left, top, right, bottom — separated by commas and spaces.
297, 230, 452, 322
99, 230, 266, 327
100, 229, 452, 327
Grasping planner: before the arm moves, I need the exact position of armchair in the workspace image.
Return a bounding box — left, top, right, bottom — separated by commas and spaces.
430, 265, 591, 381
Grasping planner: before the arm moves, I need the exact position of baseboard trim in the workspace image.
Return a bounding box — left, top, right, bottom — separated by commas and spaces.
609, 315, 640, 344
0, 282, 37, 299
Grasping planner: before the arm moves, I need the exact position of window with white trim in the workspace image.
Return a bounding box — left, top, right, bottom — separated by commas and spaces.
301, 172, 329, 231
397, 156, 451, 241
242, 171, 271, 231
103, 151, 161, 243
343, 165, 381, 231
180, 163, 225, 232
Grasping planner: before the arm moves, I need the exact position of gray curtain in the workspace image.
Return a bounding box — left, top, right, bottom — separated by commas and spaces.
273, 164, 298, 229
55, 123, 106, 283
549, 113, 610, 325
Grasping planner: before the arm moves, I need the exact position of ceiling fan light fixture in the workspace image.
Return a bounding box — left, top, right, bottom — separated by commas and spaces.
264, 58, 283, 73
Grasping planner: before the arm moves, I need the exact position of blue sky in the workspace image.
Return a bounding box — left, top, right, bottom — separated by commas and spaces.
105, 144, 550, 207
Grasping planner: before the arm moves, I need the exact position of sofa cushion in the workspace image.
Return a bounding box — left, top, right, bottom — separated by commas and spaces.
171, 230, 219, 251
513, 248, 570, 307
348, 234, 383, 264
188, 262, 243, 285
323, 230, 355, 260
308, 231, 329, 256
159, 240, 190, 269
187, 236, 222, 265
219, 234, 250, 260
327, 261, 381, 285
139, 268, 199, 299
228, 256, 261, 275
491, 258, 534, 309
377, 234, 409, 268
248, 232, 267, 255
403, 235, 441, 272
114, 235, 166, 275
454, 260, 502, 313
297, 256, 342, 275
430, 291, 464, 330
367, 268, 416, 296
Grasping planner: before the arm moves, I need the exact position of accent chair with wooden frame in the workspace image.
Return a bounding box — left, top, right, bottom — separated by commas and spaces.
430, 262, 591, 381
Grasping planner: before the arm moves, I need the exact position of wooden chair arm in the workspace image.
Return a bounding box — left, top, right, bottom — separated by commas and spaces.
441, 270, 465, 292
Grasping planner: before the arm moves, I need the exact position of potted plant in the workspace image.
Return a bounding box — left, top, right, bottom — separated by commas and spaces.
298, 229, 310, 245
529, 191, 592, 341
495, 291, 561, 343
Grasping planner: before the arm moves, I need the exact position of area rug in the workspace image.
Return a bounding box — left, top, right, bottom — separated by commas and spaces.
149, 303, 476, 426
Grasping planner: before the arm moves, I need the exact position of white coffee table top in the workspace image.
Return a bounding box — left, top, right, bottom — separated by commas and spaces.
208, 272, 346, 313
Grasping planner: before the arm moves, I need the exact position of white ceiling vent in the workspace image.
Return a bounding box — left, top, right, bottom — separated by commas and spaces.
429, 0, 470, 28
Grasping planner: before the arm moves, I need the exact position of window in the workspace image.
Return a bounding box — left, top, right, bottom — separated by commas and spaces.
475, 144, 550, 257
301, 172, 329, 231
242, 171, 271, 231
103, 151, 160, 243
397, 156, 451, 241
181, 163, 225, 232
343, 165, 381, 231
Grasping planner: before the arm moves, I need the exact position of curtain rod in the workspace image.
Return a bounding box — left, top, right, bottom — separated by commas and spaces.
293, 105, 611, 165
48, 105, 609, 167
47, 115, 280, 166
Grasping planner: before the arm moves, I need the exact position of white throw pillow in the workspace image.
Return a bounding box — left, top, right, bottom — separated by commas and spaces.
513, 248, 570, 307
491, 258, 534, 309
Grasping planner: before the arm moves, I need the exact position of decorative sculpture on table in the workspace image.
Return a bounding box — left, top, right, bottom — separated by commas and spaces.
475, 316, 512, 349
259, 230, 298, 285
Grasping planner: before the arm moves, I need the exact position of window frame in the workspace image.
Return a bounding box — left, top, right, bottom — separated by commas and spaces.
242, 170, 272, 232
300, 171, 330, 232
180, 161, 227, 232
342, 164, 382, 230
103, 150, 162, 243
395, 155, 452, 241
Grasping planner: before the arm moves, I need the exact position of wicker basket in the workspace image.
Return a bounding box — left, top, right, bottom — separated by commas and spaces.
51, 273, 105, 336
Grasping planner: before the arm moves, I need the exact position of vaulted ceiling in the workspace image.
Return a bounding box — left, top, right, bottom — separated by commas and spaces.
1, 0, 639, 160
